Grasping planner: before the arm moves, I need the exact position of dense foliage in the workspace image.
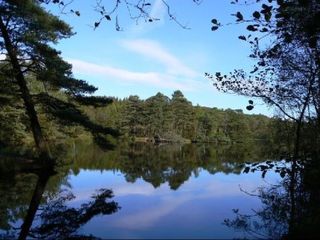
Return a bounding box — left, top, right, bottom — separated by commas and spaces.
86, 90, 281, 144
1, 87, 285, 151
0, 0, 118, 161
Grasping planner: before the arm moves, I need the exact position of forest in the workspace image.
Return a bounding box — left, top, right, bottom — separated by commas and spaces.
0, 78, 294, 155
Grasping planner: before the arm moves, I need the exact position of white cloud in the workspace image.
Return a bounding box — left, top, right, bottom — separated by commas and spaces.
67, 39, 206, 93
111, 175, 264, 230
68, 58, 198, 91
113, 195, 188, 229
120, 39, 198, 78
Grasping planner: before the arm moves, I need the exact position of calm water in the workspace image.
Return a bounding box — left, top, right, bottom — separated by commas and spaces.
0, 142, 283, 239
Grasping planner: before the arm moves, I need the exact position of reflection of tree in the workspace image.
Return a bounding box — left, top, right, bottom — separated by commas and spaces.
0, 173, 37, 233
29, 188, 119, 240
70, 141, 274, 190
0, 167, 119, 240
18, 170, 54, 240
224, 155, 320, 239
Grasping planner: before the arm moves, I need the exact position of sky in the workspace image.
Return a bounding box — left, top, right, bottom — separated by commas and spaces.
48, 0, 273, 116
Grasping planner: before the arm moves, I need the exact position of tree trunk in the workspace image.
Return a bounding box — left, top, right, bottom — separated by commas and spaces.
18, 171, 53, 240
0, 17, 52, 163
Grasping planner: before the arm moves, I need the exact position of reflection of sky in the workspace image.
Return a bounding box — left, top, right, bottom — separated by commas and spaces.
67, 169, 280, 239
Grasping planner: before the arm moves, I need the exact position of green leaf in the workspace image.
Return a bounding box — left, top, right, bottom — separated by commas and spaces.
238, 35, 246, 41
253, 11, 260, 19
248, 100, 253, 105
264, 12, 272, 22
105, 15, 111, 21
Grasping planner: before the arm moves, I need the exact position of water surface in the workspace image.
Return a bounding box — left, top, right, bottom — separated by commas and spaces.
0, 142, 281, 239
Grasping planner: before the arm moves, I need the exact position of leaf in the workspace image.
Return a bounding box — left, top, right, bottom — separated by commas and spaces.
94, 22, 100, 28
211, 26, 219, 31
238, 35, 246, 41
211, 19, 218, 24
248, 100, 253, 105
253, 11, 260, 19
75, 11, 80, 16
105, 15, 111, 21
246, 105, 254, 111
247, 25, 257, 31
264, 12, 272, 22
236, 11, 243, 21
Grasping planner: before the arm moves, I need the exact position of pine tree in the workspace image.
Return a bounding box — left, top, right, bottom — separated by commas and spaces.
171, 90, 196, 139
120, 95, 145, 138
0, 0, 118, 163
144, 92, 170, 137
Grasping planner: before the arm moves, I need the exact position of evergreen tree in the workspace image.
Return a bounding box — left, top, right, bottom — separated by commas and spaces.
120, 95, 145, 138
171, 90, 196, 139
144, 92, 170, 137
0, 0, 118, 162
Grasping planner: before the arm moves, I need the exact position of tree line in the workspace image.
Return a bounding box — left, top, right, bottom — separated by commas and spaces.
84, 90, 291, 145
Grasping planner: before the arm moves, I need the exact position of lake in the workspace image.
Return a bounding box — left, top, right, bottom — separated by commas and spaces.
0, 142, 288, 239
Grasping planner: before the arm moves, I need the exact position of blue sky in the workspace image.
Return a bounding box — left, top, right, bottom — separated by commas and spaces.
49, 0, 272, 115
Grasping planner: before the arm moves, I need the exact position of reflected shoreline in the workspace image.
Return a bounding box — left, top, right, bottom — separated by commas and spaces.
1, 142, 319, 239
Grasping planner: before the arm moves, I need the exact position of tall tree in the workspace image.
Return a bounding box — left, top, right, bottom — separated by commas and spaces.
144, 92, 170, 137
120, 95, 145, 138
0, 0, 118, 162
171, 90, 196, 139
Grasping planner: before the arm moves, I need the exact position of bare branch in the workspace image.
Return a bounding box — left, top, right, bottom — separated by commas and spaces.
161, 0, 190, 30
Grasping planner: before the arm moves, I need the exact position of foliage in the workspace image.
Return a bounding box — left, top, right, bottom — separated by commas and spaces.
225, 151, 320, 239
210, 0, 319, 113
208, 0, 320, 159
0, 0, 118, 159
96, 91, 277, 144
